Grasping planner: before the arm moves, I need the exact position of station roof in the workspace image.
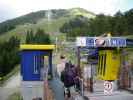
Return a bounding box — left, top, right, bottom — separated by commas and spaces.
20, 44, 55, 50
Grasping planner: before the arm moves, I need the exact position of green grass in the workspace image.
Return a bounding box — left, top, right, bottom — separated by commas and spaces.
35, 16, 72, 32
0, 25, 28, 43
0, 8, 96, 43
70, 8, 95, 19
0, 16, 70, 43
0, 77, 2, 81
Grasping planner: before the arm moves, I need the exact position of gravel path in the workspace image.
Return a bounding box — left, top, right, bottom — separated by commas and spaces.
0, 73, 20, 100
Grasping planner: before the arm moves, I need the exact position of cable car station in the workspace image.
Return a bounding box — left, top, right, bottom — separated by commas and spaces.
76, 35, 132, 94
19, 36, 133, 99
20, 44, 55, 100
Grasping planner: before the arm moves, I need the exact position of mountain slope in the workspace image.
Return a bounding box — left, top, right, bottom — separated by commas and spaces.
69, 8, 95, 18
0, 8, 96, 42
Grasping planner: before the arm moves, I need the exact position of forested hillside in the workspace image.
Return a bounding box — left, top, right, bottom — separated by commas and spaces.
0, 36, 20, 78
0, 8, 95, 42
60, 9, 133, 37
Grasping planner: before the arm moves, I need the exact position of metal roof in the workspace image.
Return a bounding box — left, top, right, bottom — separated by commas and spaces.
20, 44, 55, 50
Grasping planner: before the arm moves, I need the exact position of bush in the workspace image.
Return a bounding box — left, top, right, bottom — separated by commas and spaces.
0, 36, 20, 78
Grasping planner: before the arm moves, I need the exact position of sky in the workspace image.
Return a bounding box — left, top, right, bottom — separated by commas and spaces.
0, 0, 133, 22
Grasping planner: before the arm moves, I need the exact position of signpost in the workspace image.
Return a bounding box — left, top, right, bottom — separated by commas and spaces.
104, 81, 113, 95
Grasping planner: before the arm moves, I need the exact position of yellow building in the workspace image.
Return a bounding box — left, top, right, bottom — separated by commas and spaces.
97, 49, 120, 80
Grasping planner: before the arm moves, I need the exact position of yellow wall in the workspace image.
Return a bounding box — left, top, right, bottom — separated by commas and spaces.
97, 49, 120, 80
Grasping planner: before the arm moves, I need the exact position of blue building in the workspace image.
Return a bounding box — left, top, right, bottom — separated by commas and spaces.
20, 44, 55, 100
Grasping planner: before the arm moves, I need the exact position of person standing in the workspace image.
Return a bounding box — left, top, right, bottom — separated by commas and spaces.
62, 62, 77, 99
56, 55, 66, 79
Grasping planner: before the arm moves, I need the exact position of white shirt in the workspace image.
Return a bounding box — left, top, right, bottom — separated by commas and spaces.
57, 59, 66, 77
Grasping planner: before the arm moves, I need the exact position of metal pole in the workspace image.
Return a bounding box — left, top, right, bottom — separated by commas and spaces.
90, 64, 93, 92
77, 47, 81, 77
55, 37, 58, 54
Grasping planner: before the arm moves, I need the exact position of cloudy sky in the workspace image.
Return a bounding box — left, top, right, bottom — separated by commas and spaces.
0, 0, 133, 22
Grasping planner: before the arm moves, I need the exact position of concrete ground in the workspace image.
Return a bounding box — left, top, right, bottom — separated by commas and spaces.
0, 73, 20, 100
84, 91, 133, 100
50, 67, 133, 100
84, 80, 133, 100
49, 78, 64, 100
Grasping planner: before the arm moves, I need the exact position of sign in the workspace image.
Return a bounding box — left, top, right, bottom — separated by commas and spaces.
104, 81, 113, 95
110, 37, 126, 47
86, 37, 94, 47
76, 37, 86, 46
76, 37, 126, 47
95, 37, 105, 46
126, 39, 133, 47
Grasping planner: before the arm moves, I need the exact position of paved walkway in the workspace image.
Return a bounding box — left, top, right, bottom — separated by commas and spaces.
50, 66, 133, 100
0, 73, 20, 100
124, 77, 133, 93
49, 78, 64, 100
4, 73, 20, 88
84, 80, 133, 100
49, 78, 85, 100
84, 91, 133, 100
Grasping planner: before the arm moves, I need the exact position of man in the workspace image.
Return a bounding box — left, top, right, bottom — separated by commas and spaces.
62, 62, 77, 99
57, 55, 66, 78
